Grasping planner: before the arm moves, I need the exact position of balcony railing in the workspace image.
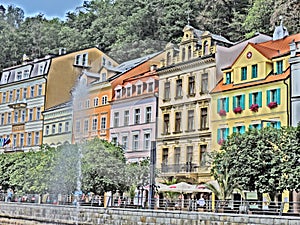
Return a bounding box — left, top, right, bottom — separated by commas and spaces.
161, 163, 200, 174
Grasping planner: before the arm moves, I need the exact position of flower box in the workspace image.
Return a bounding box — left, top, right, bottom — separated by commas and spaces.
268, 101, 278, 109
218, 139, 224, 145
233, 106, 243, 114
218, 109, 226, 116
250, 103, 259, 112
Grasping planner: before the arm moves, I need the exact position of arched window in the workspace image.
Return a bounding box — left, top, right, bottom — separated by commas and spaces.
203, 41, 209, 55
182, 47, 186, 61
188, 46, 192, 60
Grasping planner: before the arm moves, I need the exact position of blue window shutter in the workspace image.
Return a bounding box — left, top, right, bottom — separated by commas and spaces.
249, 124, 253, 129
276, 121, 281, 129
217, 99, 220, 112
226, 97, 229, 112
217, 129, 220, 142
276, 88, 281, 105
241, 94, 245, 110
241, 126, 245, 134
233, 127, 236, 133
249, 93, 253, 108
257, 123, 262, 130
233, 96, 236, 110
258, 92, 262, 107
267, 122, 271, 127
267, 90, 270, 105
225, 128, 229, 139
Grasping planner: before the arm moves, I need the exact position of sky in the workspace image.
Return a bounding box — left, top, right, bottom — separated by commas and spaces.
1, 0, 84, 20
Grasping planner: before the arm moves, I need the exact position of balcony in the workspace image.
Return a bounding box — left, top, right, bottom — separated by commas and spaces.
8, 99, 27, 109
161, 162, 199, 174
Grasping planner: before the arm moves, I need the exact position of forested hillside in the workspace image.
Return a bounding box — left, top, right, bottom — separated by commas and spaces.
0, 0, 299, 71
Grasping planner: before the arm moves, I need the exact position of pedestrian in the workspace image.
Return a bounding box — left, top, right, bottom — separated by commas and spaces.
7, 188, 13, 202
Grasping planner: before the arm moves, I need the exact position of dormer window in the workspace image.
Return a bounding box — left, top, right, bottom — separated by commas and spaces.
241, 67, 247, 80
23, 70, 29, 79
276, 60, 283, 74
225, 72, 231, 84
148, 82, 153, 92
82, 53, 88, 66
74, 53, 89, 67
126, 86, 131, 97
137, 85, 142, 95
101, 73, 106, 82
251, 64, 257, 78
17, 71, 22, 81
203, 41, 209, 55
38, 63, 45, 75
116, 89, 121, 99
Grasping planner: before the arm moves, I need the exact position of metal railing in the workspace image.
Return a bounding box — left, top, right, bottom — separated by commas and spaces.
161, 162, 199, 173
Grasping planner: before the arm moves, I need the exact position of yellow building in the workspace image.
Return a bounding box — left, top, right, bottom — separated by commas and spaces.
211, 28, 300, 151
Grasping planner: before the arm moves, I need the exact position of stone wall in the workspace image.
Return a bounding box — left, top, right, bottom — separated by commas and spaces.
0, 203, 298, 225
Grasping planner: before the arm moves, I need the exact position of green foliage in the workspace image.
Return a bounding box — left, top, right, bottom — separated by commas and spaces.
212, 126, 300, 196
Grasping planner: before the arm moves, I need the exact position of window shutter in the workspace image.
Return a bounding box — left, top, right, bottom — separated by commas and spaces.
241, 94, 245, 110
225, 128, 229, 139
241, 126, 245, 134
217, 129, 220, 142
217, 99, 220, 112
276, 121, 281, 129
258, 92, 262, 107
233, 127, 236, 133
225, 97, 229, 112
257, 123, 262, 130
276, 88, 281, 105
249, 124, 253, 129
249, 93, 253, 108
267, 90, 270, 105
233, 96, 236, 110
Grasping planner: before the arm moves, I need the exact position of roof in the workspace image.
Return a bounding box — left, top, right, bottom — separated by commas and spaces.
82, 70, 99, 79
43, 101, 72, 113
211, 68, 290, 93
190, 26, 233, 45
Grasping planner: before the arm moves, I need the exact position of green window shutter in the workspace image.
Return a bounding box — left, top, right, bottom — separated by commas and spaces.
249, 124, 253, 129
276, 121, 281, 129
257, 123, 262, 130
225, 128, 229, 139
241, 126, 245, 134
267, 90, 270, 105
241, 94, 245, 110
225, 97, 229, 112
258, 92, 262, 107
267, 122, 271, 127
233, 127, 236, 133
217, 99, 220, 112
276, 88, 281, 105
217, 129, 220, 142
233, 96, 236, 110
249, 93, 253, 108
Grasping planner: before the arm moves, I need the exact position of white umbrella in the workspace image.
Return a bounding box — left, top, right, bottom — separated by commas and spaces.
167, 182, 196, 193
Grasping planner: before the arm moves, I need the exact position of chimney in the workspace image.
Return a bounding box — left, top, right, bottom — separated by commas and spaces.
59, 48, 66, 55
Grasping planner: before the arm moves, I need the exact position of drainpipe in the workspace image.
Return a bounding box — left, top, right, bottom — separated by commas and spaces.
283, 78, 290, 126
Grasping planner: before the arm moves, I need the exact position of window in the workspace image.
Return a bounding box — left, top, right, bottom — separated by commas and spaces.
58, 123, 62, 133
134, 108, 140, 124
34, 132, 39, 145
124, 110, 129, 126
38, 84, 42, 96
36, 107, 41, 120
111, 137, 118, 145
200, 145, 207, 166
30, 86, 35, 98
76, 121, 81, 133
276, 60, 283, 74
14, 111, 18, 123
175, 112, 181, 132
148, 82, 154, 92
241, 67, 247, 80
225, 72, 231, 84
75, 53, 88, 66
0, 114, 4, 125
13, 134, 17, 147
162, 148, 168, 165
201, 73, 208, 93
163, 114, 170, 134
20, 133, 24, 147
9, 90, 13, 102
2, 92, 6, 103
101, 117, 106, 130
16, 89, 20, 100
23, 70, 29, 79
7, 112, 11, 124
137, 85, 142, 95
28, 109, 33, 121
164, 81, 170, 100
17, 71, 22, 81
52, 124, 56, 134
85, 99, 90, 108
187, 146, 193, 163
82, 53, 88, 66
126, 87, 131, 97
249, 123, 262, 130
132, 134, 139, 150
166, 52, 171, 66
203, 41, 209, 55
176, 79, 182, 97
93, 97, 99, 106
233, 95, 245, 109
267, 88, 281, 105
187, 110, 194, 131
114, 112, 119, 127
122, 136, 128, 150
217, 128, 229, 143
102, 57, 106, 66
252, 64, 258, 78
84, 120, 89, 134
145, 107, 152, 123
200, 108, 208, 130
144, 133, 150, 150
174, 147, 180, 165
188, 45, 192, 60
92, 117, 98, 131
27, 133, 32, 146
46, 126, 49, 135
38, 63, 44, 75
21, 110, 26, 122
217, 97, 229, 112
233, 125, 245, 134
249, 92, 262, 107
102, 96, 108, 105
116, 89, 121, 99
101, 73, 106, 81
23, 88, 27, 99
188, 76, 195, 96
65, 122, 69, 132
182, 47, 186, 61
